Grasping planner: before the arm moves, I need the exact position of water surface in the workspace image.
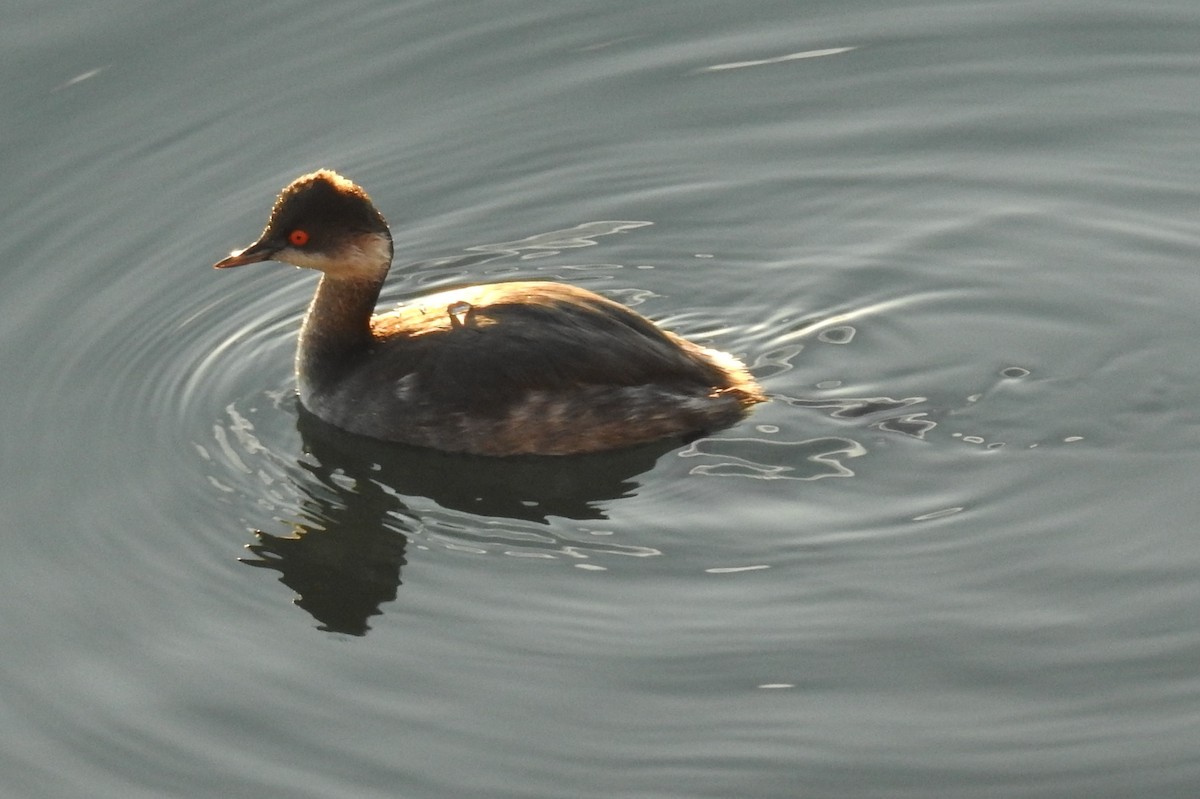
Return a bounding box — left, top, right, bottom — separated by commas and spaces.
3, 1, 1200, 797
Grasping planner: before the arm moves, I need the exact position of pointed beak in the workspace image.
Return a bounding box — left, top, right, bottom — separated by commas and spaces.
213, 238, 279, 269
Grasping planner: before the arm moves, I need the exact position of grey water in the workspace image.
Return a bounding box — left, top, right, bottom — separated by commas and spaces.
3, 1, 1200, 796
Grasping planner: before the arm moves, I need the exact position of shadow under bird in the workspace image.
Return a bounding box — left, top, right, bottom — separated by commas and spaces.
214, 170, 764, 456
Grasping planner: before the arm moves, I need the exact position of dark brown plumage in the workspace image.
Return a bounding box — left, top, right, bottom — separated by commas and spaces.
215, 170, 764, 455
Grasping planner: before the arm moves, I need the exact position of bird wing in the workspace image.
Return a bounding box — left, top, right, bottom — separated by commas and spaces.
367, 282, 724, 416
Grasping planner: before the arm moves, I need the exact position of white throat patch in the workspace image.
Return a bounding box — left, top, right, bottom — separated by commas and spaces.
284, 232, 392, 279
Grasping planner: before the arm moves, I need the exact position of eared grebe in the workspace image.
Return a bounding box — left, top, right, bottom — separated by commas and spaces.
214, 170, 765, 456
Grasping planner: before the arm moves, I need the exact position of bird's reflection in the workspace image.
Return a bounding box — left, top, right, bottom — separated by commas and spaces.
242, 504, 408, 637
240, 403, 677, 635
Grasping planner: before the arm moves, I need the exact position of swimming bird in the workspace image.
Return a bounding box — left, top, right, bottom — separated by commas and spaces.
214, 170, 764, 455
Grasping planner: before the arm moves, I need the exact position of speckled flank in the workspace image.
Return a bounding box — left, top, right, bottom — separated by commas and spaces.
455, 385, 749, 456
329, 383, 754, 456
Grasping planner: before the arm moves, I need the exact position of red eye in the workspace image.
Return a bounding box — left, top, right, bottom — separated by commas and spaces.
289, 229, 310, 246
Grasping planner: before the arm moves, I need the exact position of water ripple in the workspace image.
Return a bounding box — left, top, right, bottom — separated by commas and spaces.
700, 46, 857, 73
680, 436, 867, 480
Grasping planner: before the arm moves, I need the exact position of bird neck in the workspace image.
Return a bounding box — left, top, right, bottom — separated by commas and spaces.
296, 272, 385, 386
